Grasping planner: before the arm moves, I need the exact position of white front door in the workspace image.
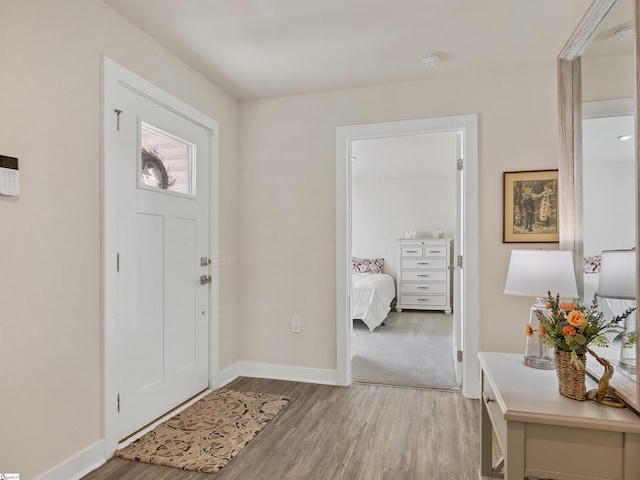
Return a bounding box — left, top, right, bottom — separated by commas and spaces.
103, 59, 218, 443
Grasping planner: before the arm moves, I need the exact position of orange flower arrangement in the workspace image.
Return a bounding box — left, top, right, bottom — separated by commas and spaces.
536, 292, 636, 369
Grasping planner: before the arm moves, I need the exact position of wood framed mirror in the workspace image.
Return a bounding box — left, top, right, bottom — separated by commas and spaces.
559, 0, 640, 411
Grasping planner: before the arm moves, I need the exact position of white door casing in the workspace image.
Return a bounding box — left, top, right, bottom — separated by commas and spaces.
103, 58, 219, 454
453, 133, 464, 385
335, 115, 480, 399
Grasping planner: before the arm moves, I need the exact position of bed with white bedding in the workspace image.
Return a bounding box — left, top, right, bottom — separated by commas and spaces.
352, 272, 396, 331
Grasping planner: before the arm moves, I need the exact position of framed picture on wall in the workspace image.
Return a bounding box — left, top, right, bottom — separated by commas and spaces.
503, 169, 559, 243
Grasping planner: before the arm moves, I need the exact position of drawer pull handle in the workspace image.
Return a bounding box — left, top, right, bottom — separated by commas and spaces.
418, 298, 430, 302
417, 262, 430, 265
483, 394, 495, 404
406, 250, 418, 253
428, 250, 441, 253
417, 286, 430, 289
417, 274, 430, 277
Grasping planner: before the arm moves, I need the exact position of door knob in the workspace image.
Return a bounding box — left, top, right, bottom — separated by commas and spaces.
200, 275, 212, 285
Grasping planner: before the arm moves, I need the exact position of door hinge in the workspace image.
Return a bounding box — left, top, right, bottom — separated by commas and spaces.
117, 393, 120, 412
457, 158, 464, 171
457, 254, 463, 268
117, 253, 120, 272
457, 350, 463, 362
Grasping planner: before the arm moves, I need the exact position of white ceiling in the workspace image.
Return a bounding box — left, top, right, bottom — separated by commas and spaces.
103, 0, 593, 100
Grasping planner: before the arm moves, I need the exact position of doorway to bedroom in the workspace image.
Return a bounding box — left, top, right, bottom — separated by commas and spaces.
336, 114, 480, 399
349, 132, 460, 390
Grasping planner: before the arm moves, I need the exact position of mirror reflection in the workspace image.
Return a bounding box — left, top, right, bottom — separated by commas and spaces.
580, 0, 637, 382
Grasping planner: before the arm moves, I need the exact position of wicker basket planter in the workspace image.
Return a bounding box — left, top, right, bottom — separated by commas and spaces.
554, 348, 586, 400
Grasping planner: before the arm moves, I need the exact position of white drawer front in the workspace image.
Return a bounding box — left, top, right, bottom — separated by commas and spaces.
402, 258, 447, 269
401, 283, 446, 294
401, 246, 423, 256
400, 294, 447, 306
482, 377, 506, 452
423, 246, 446, 257
402, 270, 446, 282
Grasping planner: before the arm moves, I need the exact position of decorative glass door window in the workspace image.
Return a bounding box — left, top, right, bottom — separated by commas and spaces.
140, 122, 195, 196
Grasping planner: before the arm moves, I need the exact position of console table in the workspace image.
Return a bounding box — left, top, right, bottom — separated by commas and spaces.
479, 352, 640, 480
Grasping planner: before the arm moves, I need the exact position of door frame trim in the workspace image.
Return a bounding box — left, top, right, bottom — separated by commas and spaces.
102, 57, 220, 455
335, 115, 480, 398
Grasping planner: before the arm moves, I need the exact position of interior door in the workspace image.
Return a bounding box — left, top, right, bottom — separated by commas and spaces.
453, 133, 464, 384
111, 77, 212, 441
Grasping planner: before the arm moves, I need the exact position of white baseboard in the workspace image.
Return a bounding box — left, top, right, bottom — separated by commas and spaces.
221, 361, 336, 385
39, 440, 105, 480
218, 362, 241, 387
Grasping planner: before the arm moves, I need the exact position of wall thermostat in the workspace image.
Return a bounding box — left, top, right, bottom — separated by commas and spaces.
0, 155, 20, 196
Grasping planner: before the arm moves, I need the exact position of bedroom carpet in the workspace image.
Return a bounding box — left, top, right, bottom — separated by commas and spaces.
352, 311, 460, 390
115, 389, 289, 473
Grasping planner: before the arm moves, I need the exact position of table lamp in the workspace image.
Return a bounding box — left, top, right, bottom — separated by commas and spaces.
597, 248, 637, 374
504, 250, 578, 369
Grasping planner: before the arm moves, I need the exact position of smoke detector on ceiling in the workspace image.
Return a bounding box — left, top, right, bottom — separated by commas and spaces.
614, 25, 634, 41
420, 52, 441, 67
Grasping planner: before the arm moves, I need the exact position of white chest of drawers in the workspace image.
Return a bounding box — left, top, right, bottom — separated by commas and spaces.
395, 238, 452, 314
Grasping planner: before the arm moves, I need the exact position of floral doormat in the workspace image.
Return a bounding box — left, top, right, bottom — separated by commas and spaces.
115, 389, 289, 473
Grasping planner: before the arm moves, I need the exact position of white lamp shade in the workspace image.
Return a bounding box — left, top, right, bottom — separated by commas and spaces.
504, 250, 578, 298
597, 249, 636, 299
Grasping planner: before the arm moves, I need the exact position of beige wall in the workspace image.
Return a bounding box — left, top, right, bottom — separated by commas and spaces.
0, 1, 240, 478
352, 133, 458, 282
238, 64, 562, 366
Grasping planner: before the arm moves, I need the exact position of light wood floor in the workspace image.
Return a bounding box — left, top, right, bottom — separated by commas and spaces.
82, 377, 480, 480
